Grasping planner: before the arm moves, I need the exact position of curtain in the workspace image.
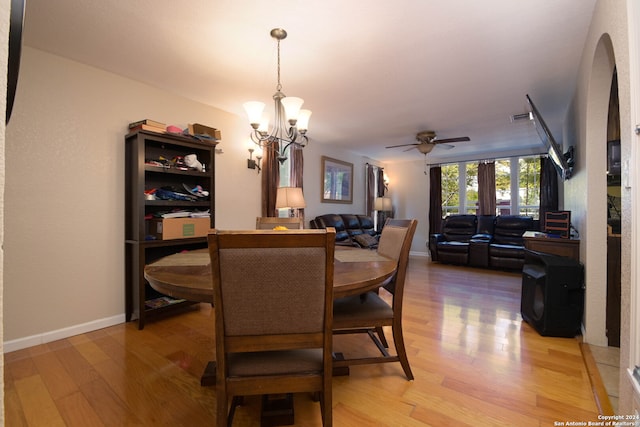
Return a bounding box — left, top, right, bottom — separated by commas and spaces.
366, 164, 375, 217
429, 165, 442, 234
377, 167, 385, 197
291, 146, 304, 218
477, 161, 496, 215
261, 141, 280, 217
539, 156, 558, 231
377, 167, 386, 227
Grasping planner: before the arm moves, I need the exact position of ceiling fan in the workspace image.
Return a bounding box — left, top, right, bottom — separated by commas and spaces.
385, 130, 470, 155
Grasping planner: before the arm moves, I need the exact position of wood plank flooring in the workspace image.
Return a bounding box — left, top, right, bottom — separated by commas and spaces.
4, 257, 601, 426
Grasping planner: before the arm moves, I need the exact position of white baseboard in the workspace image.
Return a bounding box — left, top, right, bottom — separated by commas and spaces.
410, 250, 429, 258
3, 314, 126, 353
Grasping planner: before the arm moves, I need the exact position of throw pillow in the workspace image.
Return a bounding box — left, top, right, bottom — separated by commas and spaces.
354, 233, 378, 249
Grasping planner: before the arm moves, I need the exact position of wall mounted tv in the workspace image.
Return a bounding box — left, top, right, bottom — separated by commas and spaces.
526, 94, 574, 181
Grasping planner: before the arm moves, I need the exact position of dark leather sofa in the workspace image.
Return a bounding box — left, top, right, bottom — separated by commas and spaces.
311, 214, 378, 247
429, 214, 537, 270
428, 215, 477, 264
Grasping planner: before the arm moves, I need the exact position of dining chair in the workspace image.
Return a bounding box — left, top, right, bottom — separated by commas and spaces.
208, 228, 335, 427
332, 218, 418, 380
255, 216, 304, 229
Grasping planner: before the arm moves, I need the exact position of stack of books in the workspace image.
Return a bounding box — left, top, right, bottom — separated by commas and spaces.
129, 119, 166, 134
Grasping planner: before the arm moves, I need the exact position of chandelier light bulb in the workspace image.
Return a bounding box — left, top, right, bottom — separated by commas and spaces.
280, 97, 304, 123
243, 101, 265, 127
297, 109, 312, 132
258, 116, 269, 133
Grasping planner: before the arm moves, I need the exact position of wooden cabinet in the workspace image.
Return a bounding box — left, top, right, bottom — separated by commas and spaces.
125, 130, 217, 328
523, 234, 580, 261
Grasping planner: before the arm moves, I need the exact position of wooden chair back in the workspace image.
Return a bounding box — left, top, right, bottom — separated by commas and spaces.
256, 216, 304, 229
208, 228, 335, 426
378, 218, 418, 298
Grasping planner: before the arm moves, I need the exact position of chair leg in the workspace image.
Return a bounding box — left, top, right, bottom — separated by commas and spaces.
392, 323, 414, 381
217, 391, 228, 427
321, 387, 332, 426
375, 326, 389, 348
228, 396, 243, 426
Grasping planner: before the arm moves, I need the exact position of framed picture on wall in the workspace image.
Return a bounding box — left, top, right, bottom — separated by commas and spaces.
321, 156, 353, 203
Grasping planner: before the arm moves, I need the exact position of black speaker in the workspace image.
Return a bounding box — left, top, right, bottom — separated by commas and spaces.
521, 250, 584, 337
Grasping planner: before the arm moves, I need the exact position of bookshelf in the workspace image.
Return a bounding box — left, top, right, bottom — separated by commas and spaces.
125, 130, 217, 328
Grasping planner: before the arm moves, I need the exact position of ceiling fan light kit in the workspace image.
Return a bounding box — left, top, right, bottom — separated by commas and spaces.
385, 130, 471, 156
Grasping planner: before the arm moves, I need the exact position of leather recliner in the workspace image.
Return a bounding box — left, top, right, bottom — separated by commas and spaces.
429, 215, 478, 264
488, 215, 534, 270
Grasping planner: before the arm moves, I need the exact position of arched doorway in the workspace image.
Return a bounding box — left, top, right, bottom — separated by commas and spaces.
606, 68, 621, 347
582, 33, 616, 346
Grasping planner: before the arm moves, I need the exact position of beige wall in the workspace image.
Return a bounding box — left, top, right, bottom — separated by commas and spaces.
567, 0, 630, 348
0, 0, 9, 422
2, 47, 253, 344
564, 0, 640, 413
3, 46, 390, 349
385, 160, 430, 255
565, 0, 630, 345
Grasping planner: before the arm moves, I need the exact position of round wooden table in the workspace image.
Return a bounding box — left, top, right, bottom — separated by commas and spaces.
144, 246, 397, 303
144, 245, 394, 420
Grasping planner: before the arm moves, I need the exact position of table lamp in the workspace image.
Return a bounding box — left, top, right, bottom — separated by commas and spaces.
276, 187, 306, 217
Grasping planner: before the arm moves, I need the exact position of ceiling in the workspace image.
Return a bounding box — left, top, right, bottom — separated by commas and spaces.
22, 0, 597, 164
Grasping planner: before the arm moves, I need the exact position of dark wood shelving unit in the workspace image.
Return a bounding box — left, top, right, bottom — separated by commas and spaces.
125, 130, 217, 328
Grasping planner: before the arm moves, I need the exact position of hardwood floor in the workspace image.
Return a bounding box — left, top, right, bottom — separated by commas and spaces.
4, 257, 601, 426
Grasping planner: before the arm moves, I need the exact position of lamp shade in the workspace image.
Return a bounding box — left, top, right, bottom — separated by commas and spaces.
374, 197, 392, 212
296, 109, 312, 131
243, 101, 266, 125
276, 187, 306, 209
280, 97, 304, 122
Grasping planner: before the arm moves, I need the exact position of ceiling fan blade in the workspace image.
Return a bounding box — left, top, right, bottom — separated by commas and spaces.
403, 146, 418, 152
434, 136, 470, 144
385, 143, 419, 149
438, 143, 455, 150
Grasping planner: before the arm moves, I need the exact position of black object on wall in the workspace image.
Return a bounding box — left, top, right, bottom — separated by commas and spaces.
521, 250, 584, 338
6, 0, 25, 124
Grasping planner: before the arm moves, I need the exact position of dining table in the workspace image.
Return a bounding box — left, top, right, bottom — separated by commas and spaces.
143, 245, 396, 425
143, 245, 397, 303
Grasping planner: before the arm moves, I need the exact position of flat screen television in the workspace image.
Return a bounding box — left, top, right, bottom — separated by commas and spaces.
526, 94, 573, 181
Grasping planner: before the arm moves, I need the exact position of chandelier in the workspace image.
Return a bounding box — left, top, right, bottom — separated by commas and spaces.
243, 28, 311, 164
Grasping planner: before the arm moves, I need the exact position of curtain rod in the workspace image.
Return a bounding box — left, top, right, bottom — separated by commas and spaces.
427, 152, 547, 167
365, 162, 383, 170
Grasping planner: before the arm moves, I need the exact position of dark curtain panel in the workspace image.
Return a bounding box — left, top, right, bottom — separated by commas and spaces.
261, 141, 280, 217
376, 167, 385, 227
429, 166, 443, 234
539, 156, 559, 231
291, 146, 304, 218
477, 161, 496, 215
377, 168, 385, 197
366, 164, 375, 217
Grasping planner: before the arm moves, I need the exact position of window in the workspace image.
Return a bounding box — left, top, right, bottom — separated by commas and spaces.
465, 162, 478, 214
441, 156, 541, 219
441, 163, 460, 215
518, 157, 540, 218
495, 159, 511, 215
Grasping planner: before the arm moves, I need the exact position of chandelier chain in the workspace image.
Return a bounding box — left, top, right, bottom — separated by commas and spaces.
276, 38, 282, 92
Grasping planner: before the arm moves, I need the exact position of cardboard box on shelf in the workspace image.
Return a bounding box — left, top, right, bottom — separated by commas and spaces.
188, 123, 221, 140
149, 217, 211, 240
